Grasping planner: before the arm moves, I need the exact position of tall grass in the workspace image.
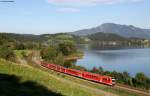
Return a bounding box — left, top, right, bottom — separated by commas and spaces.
0, 59, 104, 96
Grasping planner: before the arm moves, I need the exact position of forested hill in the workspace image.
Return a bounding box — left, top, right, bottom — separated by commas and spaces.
0, 33, 79, 42
87, 32, 127, 41
0, 32, 145, 44
0, 33, 48, 42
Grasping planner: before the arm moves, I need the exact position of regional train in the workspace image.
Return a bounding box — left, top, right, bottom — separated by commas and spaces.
40, 61, 116, 86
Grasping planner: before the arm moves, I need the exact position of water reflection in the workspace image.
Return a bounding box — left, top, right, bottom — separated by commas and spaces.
76, 44, 150, 77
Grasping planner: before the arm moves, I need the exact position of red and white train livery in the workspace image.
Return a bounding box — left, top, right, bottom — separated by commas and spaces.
41, 61, 116, 86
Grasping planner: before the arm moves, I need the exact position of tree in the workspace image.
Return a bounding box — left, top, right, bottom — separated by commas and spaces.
134, 72, 149, 89
16, 43, 25, 50
0, 46, 16, 61
63, 60, 74, 68
122, 72, 132, 85
91, 67, 99, 73
40, 46, 58, 62
53, 53, 64, 66
58, 41, 77, 56
98, 67, 104, 74
21, 51, 28, 58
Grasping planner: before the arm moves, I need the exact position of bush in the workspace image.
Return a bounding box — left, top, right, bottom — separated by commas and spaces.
58, 41, 77, 56
134, 72, 150, 89
40, 46, 58, 62
0, 47, 16, 61
63, 60, 74, 68
53, 53, 65, 66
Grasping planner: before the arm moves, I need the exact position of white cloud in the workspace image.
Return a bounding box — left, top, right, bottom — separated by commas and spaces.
47, 0, 143, 12
47, 0, 143, 6
56, 7, 80, 12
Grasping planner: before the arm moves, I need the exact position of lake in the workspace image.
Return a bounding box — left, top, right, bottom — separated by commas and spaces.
76, 44, 150, 77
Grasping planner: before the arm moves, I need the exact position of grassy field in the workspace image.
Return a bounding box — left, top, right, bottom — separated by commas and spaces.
14, 50, 32, 59
0, 59, 107, 96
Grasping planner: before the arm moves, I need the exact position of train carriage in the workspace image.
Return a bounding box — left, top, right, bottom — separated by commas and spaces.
40, 61, 116, 86
66, 68, 82, 77
82, 72, 100, 82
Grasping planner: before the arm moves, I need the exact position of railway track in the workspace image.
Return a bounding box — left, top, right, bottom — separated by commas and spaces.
115, 85, 150, 96
33, 59, 150, 96
65, 72, 150, 96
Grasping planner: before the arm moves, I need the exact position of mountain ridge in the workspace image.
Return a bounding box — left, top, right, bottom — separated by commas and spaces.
87, 32, 127, 41
71, 23, 150, 39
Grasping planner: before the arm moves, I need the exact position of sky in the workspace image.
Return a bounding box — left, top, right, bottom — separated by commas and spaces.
0, 0, 150, 34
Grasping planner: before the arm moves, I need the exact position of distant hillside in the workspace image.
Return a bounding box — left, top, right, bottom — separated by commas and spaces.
88, 32, 127, 41
0, 33, 74, 42
0, 32, 144, 45
71, 23, 150, 39
0, 33, 47, 42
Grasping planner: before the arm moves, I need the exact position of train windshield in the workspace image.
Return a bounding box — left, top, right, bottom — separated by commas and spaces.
112, 78, 116, 83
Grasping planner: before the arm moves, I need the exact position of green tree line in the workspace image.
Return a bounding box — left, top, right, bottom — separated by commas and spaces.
90, 67, 150, 90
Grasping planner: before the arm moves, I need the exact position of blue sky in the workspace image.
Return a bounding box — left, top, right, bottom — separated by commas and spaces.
0, 0, 149, 34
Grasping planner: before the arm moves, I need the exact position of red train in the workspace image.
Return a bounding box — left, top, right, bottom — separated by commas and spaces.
40, 61, 116, 86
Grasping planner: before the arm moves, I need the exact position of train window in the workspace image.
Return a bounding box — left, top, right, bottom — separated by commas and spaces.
102, 78, 107, 82
89, 75, 93, 78
112, 79, 115, 82
93, 76, 97, 79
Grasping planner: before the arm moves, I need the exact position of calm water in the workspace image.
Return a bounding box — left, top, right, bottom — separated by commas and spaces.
76, 45, 150, 77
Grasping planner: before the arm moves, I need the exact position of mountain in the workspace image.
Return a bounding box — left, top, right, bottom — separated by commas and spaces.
88, 32, 127, 41
71, 23, 150, 39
